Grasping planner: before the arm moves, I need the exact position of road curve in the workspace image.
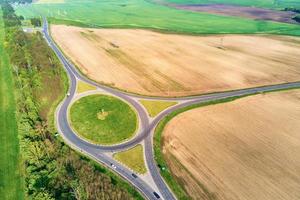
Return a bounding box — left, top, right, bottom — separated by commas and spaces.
43, 18, 175, 200
43, 17, 300, 200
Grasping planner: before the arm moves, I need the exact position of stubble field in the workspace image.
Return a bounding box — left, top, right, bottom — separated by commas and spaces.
52, 25, 300, 96
162, 89, 300, 200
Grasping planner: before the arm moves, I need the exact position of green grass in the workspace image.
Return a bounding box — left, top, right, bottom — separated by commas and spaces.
77, 80, 97, 93
70, 94, 138, 145
113, 145, 147, 174
160, 0, 300, 9
34, 61, 68, 119
0, 10, 24, 200
140, 100, 177, 117
15, 0, 300, 36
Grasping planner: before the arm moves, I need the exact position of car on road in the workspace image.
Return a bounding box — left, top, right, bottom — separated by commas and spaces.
110, 163, 117, 169
132, 173, 138, 178
67, 92, 70, 97
153, 192, 160, 199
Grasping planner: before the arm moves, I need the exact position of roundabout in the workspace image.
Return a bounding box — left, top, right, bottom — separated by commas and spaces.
69, 94, 138, 145
43, 17, 300, 200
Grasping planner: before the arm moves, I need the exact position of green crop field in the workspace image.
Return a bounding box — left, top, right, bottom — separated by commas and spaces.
0, 10, 24, 200
161, 0, 300, 9
15, 0, 300, 36
70, 94, 138, 145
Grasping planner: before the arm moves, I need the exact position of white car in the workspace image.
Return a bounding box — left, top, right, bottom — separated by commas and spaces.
111, 163, 117, 169
67, 92, 70, 97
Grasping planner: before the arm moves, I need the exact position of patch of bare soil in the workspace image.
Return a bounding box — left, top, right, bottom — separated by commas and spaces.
173, 4, 298, 24
163, 89, 300, 199
51, 25, 300, 97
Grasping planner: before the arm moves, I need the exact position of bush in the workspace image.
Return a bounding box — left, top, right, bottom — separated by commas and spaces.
30, 17, 41, 27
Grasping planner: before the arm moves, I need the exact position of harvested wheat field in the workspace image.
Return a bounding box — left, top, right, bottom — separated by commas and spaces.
51, 25, 300, 96
162, 89, 300, 200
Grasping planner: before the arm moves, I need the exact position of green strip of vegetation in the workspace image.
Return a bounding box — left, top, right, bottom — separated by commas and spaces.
70, 94, 138, 145
114, 145, 147, 174
2, 3, 144, 199
15, 0, 300, 36
0, 8, 24, 200
153, 87, 300, 200
140, 100, 177, 117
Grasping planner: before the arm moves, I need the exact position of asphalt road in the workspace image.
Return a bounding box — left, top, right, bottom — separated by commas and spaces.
42, 17, 300, 200
42, 18, 174, 200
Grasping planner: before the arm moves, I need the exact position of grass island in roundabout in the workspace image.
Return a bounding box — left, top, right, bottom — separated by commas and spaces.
69, 94, 138, 145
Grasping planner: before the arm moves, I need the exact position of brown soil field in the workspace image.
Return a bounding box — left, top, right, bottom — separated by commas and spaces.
162, 89, 300, 200
172, 4, 298, 24
51, 25, 300, 96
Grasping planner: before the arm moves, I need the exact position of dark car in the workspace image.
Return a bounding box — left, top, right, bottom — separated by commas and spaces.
153, 192, 160, 199
132, 173, 138, 178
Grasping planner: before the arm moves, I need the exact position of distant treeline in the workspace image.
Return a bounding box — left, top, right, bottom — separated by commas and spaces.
282, 8, 300, 23
1, 2, 143, 200
293, 15, 300, 23
283, 7, 300, 13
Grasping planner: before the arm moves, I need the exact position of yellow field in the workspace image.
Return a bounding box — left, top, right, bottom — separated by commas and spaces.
113, 145, 147, 174
51, 25, 300, 97
76, 80, 97, 93
140, 100, 177, 117
162, 90, 300, 200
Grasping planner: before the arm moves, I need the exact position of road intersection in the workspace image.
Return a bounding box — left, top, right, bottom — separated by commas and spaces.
42, 18, 300, 200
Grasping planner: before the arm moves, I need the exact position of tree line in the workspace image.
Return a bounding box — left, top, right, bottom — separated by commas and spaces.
282, 7, 300, 23
1, 2, 143, 200
293, 15, 300, 23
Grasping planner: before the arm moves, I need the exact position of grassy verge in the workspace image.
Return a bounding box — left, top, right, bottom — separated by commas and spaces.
76, 80, 97, 93
153, 87, 300, 199
0, 10, 24, 200
140, 100, 177, 117
113, 145, 147, 174
70, 94, 138, 145
15, 0, 300, 36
